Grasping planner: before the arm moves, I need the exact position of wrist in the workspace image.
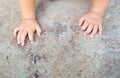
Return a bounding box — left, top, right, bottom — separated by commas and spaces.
21, 15, 36, 21
90, 10, 104, 17
21, 15, 36, 20
21, 18, 37, 21
21, 18, 36, 20
21, 18, 38, 24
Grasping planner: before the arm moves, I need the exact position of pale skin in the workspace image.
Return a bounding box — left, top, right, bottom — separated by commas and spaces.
14, 0, 109, 46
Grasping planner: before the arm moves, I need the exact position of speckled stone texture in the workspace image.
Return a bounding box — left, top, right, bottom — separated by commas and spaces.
0, 0, 120, 78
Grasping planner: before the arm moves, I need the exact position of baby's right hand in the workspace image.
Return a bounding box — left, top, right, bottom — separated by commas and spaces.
13, 20, 42, 46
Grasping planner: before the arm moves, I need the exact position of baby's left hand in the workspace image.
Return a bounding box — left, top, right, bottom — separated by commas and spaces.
79, 11, 103, 38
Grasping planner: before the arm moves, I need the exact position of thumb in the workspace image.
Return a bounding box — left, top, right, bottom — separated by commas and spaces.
79, 16, 85, 26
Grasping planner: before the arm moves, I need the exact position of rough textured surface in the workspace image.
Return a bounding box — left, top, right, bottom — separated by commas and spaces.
0, 0, 120, 78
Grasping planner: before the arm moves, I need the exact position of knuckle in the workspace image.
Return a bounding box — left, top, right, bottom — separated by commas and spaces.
19, 28, 24, 32
94, 26, 98, 29
28, 32, 33, 35
88, 20, 93, 24
28, 29, 33, 33
27, 28, 31, 31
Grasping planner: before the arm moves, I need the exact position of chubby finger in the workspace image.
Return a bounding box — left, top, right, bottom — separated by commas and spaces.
17, 32, 21, 44
36, 26, 42, 36
79, 16, 85, 26
99, 25, 102, 36
81, 21, 88, 31
90, 25, 98, 38
28, 32, 34, 43
14, 27, 19, 37
20, 31, 27, 46
84, 23, 94, 35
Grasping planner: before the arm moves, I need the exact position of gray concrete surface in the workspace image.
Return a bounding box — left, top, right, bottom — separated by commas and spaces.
0, 0, 120, 78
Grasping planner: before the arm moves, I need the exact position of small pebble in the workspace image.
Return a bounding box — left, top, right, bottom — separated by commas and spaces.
6, 56, 9, 60
34, 55, 42, 60
32, 61, 36, 64
34, 73, 39, 78
32, 55, 42, 64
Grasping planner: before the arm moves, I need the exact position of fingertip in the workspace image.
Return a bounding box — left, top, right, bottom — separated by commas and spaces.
99, 32, 102, 36
79, 21, 82, 26
18, 42, 20, 44
79, 16, 85, 26
21, 41, 25, 46
14, 32, 17, 38
14, 34, 16, 37
38, 34, 40, 36
30, 38, 34, 43
13, 31, 16, 37
36, 27, 42, 36
83, 32, 87, 36
21, 43, 25, 46
28, 32, 34, 43
37, 31, 41, 36
30, 37, 34, 43
30, 40, 34, 43
90, 35, 94, 38
17, 33, 21, 45
99, 29, 102, 36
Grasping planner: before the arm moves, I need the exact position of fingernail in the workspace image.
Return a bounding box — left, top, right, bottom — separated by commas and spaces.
100, 33, 102, 36
31, 41, 33, 43
90, 35, 94, 38
38, 34, 40, 36
18, 42, 20, 44
91, 36, 94, 38
21, 43, 24, 46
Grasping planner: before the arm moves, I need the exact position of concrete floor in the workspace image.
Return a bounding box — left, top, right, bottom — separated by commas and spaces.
0, 0, 120, 78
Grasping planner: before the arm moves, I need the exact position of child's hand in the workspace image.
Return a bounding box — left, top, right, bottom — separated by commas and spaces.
13, 20, 42, 46
79, 11, 103, 38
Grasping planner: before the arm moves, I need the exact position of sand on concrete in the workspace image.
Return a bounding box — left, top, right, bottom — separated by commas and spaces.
0, 0, 120, 78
